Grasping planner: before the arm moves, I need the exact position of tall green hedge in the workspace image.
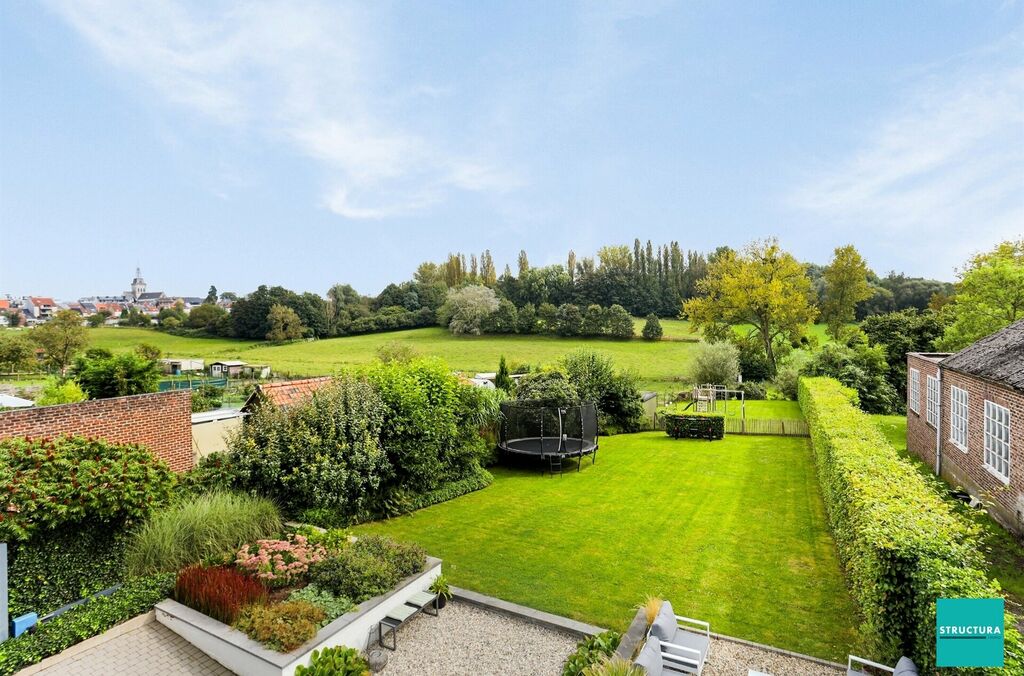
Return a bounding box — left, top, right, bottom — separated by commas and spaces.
799, 377, 1023, 673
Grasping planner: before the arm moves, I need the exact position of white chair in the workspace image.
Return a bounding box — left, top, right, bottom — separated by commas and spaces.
647, 601, 710, 675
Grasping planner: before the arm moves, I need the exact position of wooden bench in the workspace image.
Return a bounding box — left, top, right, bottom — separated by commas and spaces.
377, 590, 439, 650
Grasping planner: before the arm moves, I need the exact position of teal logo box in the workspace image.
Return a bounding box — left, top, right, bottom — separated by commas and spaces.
936, 598, 1004, 667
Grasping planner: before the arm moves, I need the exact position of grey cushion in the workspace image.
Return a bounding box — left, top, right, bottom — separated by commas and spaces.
662, 627, 708, 671
633, 637, 663, 676
650, 601, 676, 642
894, 657, 918, 676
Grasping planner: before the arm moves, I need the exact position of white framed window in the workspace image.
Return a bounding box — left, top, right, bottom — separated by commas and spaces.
983, 400, 1011, 483
949, 386, 968, 452
909, 368, 921, 414
926, 375, 939, 428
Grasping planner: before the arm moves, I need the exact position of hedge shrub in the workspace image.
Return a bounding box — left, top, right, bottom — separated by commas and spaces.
0, 435, 176, 541
8, 526, 129, 617
0, 573, 174, 676
663, 412, 724, 440
799, 377, 1023, 673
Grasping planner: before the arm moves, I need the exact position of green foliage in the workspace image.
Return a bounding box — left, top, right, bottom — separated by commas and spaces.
641, 314, 663, 341
119, 307, 152, 327
295, 646, 371, 676
605, 304, 635, 339
231, 285, 329, 340
375, 340, 420, 363
430, 574, 453, 600
85, 311, 111, 328
861, 309, 944, 405
291, 526, 354, 553
178, 452, 238, 495
70, 350, 161, 398
555, 303, 584, 336
127, 491, 282, 575
234, 601, 325, 652
663, 412, 725, 440
582, 656, 645, 676
799, 377, 1023, 672
563, 630, 622, 676
30, 310, 90, 374
364, 358, 495, 493
230, 376, 389, 520
266, 303, 306, 342
0, 435, 175, 542
515, 370, 580, 407
0, 574, 174, 676
821, 245, 874, 340
34, 378, 87, 406
0, 331, 37, 373
8, 527, 129, 617
495, 355, 513, 391
684, 239, 817, 373
561, 350, 643, 433
684, 341, 740, 386
439, 285, 500, 335
939, 239, 1024, 350
802, 338, 898, 414
407, 466, 494, 511
190, 383, 224, 412
483, 298, 519, 333
287, 584, 354, 626
187, 303, 229, 332
309, 536, 425, 602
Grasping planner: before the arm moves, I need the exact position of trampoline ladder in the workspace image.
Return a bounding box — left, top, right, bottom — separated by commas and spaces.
547, 453, 563, 477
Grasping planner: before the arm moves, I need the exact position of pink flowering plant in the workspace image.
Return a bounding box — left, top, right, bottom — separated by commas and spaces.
235, 535, 327, 588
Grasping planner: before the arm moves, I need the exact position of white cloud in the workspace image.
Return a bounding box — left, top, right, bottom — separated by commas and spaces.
47, 0, 520, 219
788, 34, 1024, 274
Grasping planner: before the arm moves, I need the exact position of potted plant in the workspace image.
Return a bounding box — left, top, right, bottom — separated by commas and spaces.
430, 575, 453, 609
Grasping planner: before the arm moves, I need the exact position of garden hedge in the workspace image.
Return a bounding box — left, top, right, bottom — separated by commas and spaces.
799, 377, 1023, 673
663, 412, 724, 440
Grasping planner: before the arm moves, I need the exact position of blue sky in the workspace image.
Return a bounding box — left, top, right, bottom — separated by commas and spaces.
1, 1, 1021, 300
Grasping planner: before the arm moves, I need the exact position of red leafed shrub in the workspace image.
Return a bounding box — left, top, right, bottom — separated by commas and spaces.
174, 565, 267, 624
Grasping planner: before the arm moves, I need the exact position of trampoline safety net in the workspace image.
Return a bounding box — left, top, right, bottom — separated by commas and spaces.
498, 401, 598, 458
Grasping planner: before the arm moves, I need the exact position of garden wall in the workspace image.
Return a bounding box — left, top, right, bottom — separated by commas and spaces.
0, 391, 193, 471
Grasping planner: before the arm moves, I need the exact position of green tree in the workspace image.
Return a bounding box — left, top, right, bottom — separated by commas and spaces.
438, 285, 499, 335
683, 239, 817, 374
938, 240, 1024, 350
35, 378, 87, 406
0, 332, 37, 373
186, 303, 228, 331
862, 309, 945, 404
119, 307, 152, 327
205, 285, 218, 304
31, 310, 89, 375
822, 245, 874, 340
685, 341, 740, 386
495, 355, 513, 392
605, 304, 634, 339
265, 304, 305, 342
516, 303, 537, 334
561, 350, 643, 432
482, 299, 518, 334
554, 303, 584, 337
71, 352, 161, 399
581, 304, 607, 336
85, 311, 111, 328
4, 311, 23, 327
642, 314, 663, 341
802, 339, 899, 414
135, 343, 162, 361
157, 301, 188, 327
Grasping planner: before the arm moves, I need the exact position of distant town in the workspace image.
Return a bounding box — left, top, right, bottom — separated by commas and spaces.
1, 267, 226, 326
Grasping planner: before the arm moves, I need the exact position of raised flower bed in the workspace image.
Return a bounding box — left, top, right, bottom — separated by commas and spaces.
157, 555, 441, 676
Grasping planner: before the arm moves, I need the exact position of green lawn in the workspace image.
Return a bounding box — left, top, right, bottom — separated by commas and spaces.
870, 415, 1024, 610
354, 431, 860, 660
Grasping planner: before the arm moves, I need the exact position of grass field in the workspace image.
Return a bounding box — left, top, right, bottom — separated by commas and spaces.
86, 326, 698, 392
354, 431, 860, 660
82, 322, 832, 394
870, 415, 1024, 610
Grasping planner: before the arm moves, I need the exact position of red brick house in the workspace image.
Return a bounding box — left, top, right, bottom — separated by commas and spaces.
907, 319, 1024, 536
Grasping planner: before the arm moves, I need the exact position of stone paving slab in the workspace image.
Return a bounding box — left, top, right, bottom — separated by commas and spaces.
26, 615, 233, 676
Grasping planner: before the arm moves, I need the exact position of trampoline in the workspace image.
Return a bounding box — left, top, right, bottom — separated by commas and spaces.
498, 401, 599, 474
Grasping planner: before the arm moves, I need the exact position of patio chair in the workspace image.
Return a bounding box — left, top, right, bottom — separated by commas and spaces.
646, 601, 710, 675
847, 654, 918, 676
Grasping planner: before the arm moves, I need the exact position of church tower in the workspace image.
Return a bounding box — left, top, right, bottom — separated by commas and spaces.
130, 267, 146, 301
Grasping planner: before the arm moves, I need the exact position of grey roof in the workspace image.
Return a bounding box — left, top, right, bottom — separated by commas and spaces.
941, 319, 1024, 392
137, 292, 165, 300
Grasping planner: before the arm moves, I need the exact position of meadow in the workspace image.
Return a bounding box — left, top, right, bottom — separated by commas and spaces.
84, 320, 832, 394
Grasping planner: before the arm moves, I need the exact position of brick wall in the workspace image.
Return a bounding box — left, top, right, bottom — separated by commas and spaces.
0, 390, 194, 472
906, 353, 1024, 536
906, 353, 942, 470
